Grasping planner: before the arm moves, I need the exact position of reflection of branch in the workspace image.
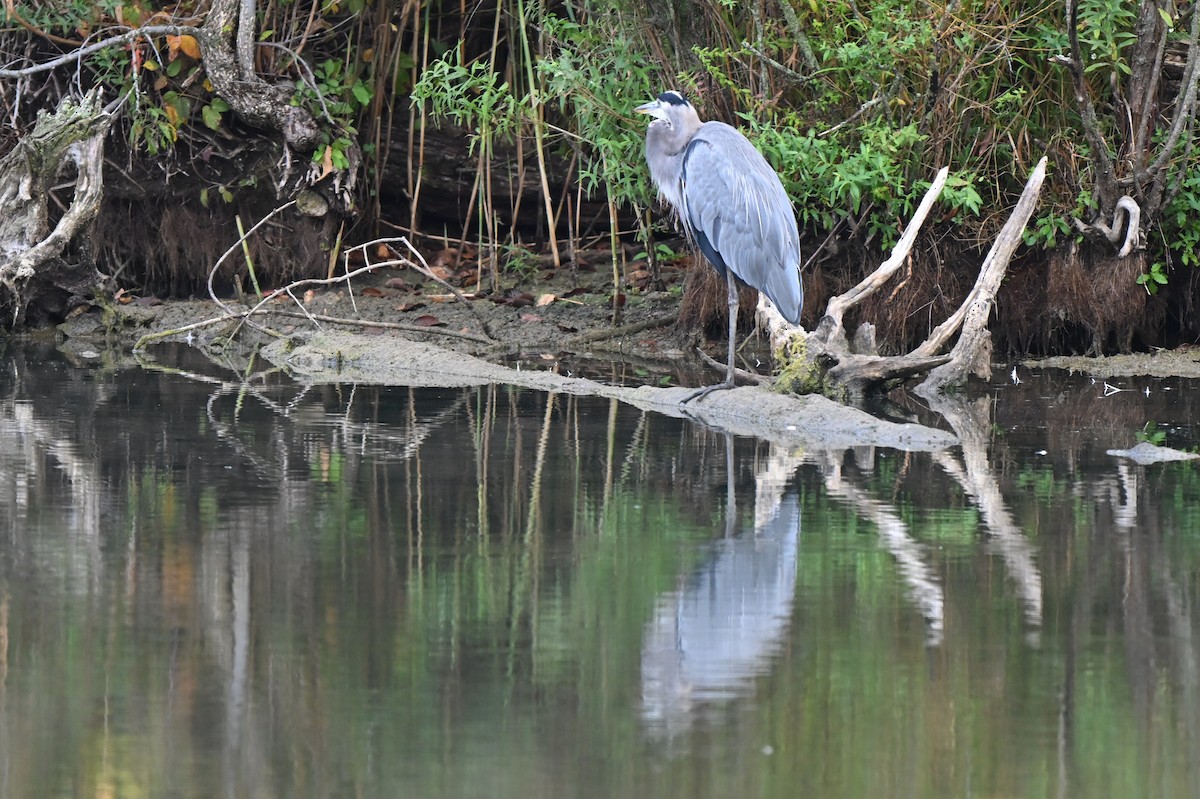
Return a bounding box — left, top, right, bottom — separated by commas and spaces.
0, 400, 103, 581
753, 447, 806, 530
926, 393, 1043, 629
817, 450, 945, 644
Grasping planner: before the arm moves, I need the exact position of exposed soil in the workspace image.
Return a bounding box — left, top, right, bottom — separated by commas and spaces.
52, 260, 961, 452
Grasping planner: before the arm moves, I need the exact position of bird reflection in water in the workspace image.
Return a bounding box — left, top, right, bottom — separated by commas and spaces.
640, 439, 800, 738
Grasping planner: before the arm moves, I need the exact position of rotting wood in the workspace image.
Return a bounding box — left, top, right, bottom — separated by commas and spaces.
760, 158, 1047, 402
0, 89, 112, 325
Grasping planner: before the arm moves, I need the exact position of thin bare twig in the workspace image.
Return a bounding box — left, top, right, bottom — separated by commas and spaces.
0, 24, 200, 78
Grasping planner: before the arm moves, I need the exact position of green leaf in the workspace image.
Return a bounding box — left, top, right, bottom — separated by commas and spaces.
201, 104, 222, 130
351, 80, 373, 107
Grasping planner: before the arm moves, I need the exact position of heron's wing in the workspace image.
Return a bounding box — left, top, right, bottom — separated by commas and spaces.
681, 123, 803, 324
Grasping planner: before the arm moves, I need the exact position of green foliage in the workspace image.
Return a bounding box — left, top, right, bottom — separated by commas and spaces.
1136, 261, 1168, 295
293, 58, 374, 122
1136, 421, 1167, 446
1023, 213, 1073, 250
291, 58, 373, 167
1164, 166, 1200, 275
745, 112, 981, 250
537, 12, 658, 209
410, 50, 522, 148
1076, 0, 1140, 79
501, 243, 539, 279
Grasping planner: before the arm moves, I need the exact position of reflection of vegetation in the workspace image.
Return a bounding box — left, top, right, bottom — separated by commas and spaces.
4, 350, 1200, 795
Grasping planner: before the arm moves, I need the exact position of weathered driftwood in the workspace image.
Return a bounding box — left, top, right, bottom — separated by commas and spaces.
0, 90, 112, 325
765, 157, 1049, 401
916, 156, 1047, 395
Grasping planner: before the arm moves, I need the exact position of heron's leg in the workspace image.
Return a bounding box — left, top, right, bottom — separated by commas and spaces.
683, 271, 740, 404
723, 272, 738, 387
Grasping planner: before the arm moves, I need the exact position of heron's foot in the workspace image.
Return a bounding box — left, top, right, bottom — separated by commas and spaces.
681, 377, 737, 404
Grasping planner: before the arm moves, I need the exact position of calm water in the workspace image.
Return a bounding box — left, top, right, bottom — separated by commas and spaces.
1, 343, 1199, 797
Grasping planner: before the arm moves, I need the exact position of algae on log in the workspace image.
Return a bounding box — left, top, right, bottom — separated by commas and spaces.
0, 91, 113, 327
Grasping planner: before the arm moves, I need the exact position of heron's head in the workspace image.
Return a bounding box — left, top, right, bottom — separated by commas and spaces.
634, 91, 692, 126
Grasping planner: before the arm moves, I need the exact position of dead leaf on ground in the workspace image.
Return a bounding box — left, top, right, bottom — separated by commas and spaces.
413, 314, 446, 327
303, 289, 316, 304
536, 293, 556, 307
384, 277, 408, 290
520, 313, 542, 323
396, 301, 426, 313
556, 323, 578, 333
491, 291, 535, 307
361, 286, 385, 297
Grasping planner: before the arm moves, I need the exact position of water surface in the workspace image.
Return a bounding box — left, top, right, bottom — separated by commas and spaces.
1, 344, 1198, 797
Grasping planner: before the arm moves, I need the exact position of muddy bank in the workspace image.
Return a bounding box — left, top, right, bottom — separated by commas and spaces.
1029, 349, 1200, 378
265, 329, 959, 452
56, 292, 959, 452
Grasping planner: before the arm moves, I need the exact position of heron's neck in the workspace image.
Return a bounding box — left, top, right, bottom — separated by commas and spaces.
654, 116, 702, 157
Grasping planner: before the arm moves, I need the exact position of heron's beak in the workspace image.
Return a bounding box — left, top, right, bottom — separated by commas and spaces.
634, 99, 666, 121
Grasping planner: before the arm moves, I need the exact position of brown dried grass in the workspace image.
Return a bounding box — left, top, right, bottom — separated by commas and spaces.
1040, 245, 1150, 354
677, 232, 1162, 357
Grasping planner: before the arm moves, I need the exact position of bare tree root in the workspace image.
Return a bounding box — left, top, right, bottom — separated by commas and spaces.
1072, 195, 1142, 258
762, 167, 951, 400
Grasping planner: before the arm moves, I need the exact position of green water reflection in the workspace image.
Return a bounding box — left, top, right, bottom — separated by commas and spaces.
0, 346, 1198, 797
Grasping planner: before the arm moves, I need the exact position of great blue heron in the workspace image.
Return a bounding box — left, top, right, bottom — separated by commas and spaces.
635, 91, 803, 401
